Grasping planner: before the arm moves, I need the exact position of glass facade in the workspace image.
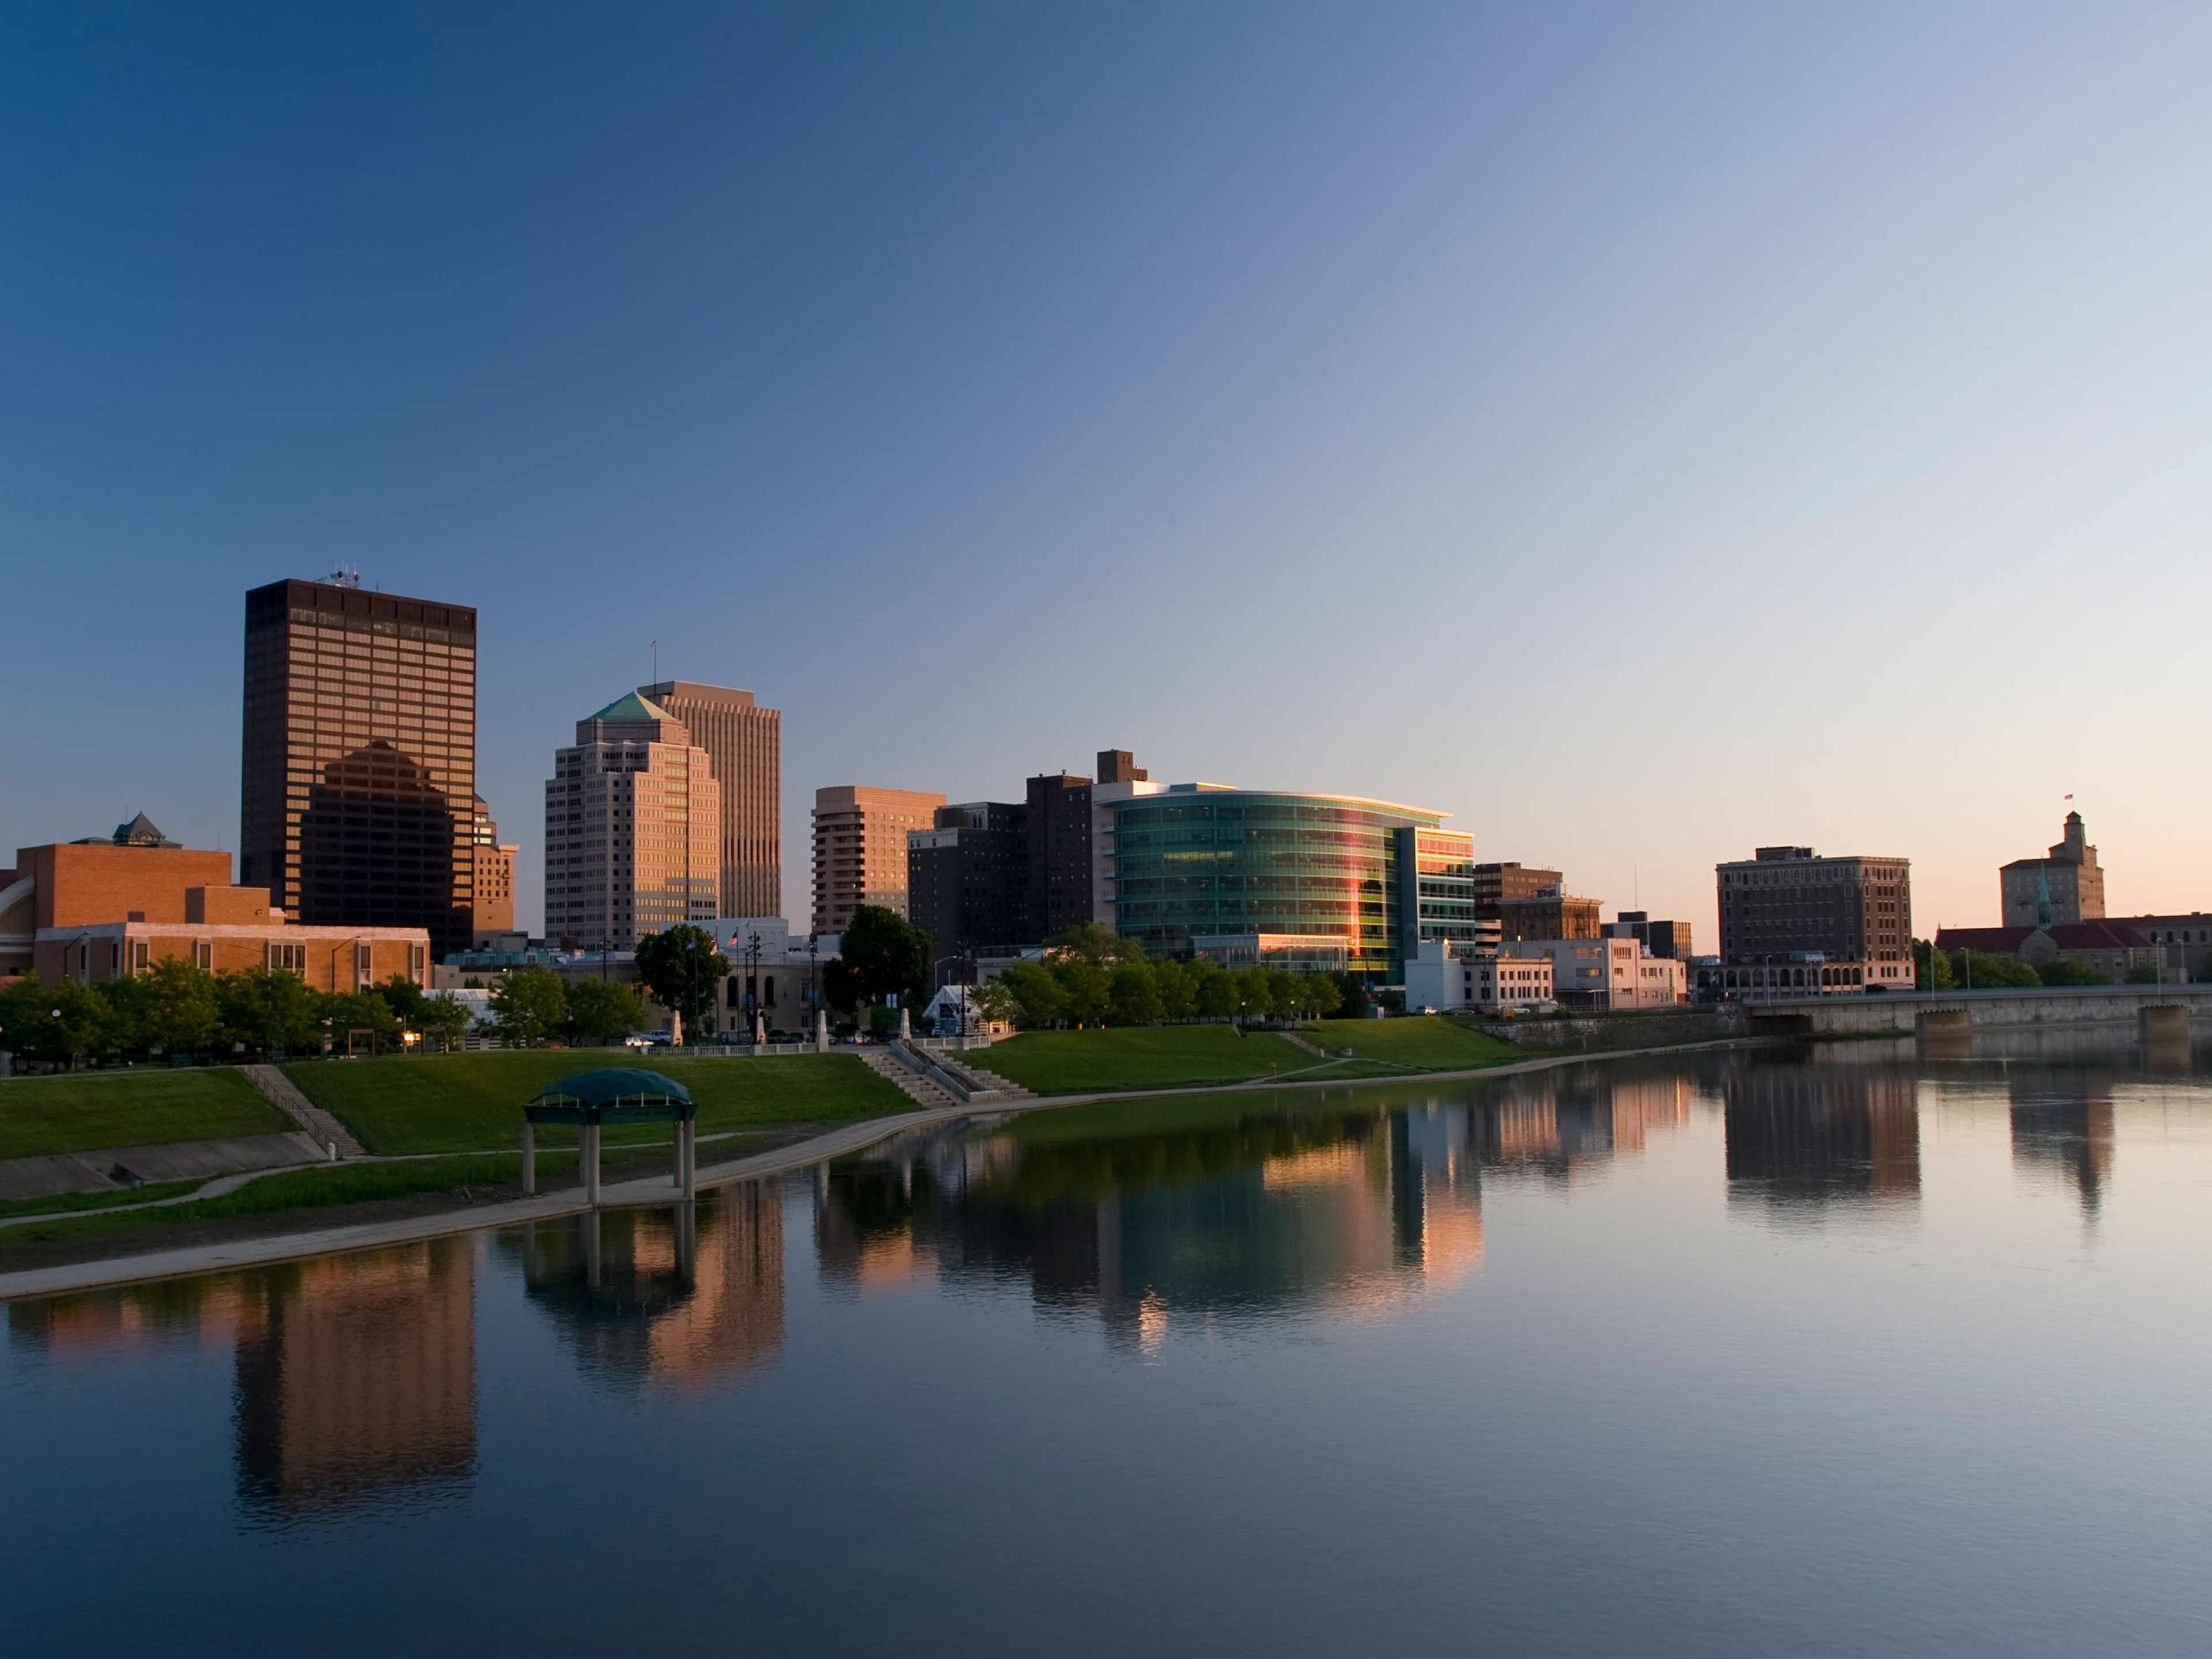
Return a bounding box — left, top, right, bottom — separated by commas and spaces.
1400, 828, 1479, 958
1112, 791, 1449, 979
241, 579, 478, 959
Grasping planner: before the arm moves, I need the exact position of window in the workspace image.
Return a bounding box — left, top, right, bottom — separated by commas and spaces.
267, 941, 307, 975
193, 940, 213, 972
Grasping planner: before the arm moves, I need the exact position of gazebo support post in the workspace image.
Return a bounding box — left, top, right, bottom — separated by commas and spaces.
584, 1120, 601, 1206
521, 1121, 536, 1196
676, 1117, 696, 1197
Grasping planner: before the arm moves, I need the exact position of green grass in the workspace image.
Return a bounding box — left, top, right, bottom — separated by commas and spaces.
0, 1179, 205, 1221
980, 1026, 1319, 1094
281, 1050, 912, 1155
0, 1067, 293, 1160
0, 1153, 547, 1253
1299, 1016, 1525, 1071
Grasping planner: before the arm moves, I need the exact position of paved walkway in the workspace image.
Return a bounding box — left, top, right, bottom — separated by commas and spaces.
0, 1131, 328, 1202
0, 1038, 1759, 1304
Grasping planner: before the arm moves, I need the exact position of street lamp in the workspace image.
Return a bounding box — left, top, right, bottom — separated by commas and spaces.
747, 930, 763, 1044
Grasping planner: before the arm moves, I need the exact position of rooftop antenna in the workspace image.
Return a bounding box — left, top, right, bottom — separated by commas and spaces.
327, 564, 362, 589
651, 638, 658, 685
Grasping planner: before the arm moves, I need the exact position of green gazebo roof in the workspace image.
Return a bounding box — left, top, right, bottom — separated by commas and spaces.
525, 1067, 695, 1124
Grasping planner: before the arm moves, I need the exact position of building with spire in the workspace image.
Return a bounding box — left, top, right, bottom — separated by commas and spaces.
543, 692, 721, 950
2001, 811, 2105, 929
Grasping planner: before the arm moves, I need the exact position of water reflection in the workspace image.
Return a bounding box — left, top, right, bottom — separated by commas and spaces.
509, 1185, 784, 1392
2009, 1077, 2115, 1215
1724, 1058, 1921, 1210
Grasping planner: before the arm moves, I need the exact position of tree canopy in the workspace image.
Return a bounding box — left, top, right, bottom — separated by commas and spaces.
634, 924, 730, 1043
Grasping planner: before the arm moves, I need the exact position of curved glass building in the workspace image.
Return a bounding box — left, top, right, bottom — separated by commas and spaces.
1111, 788, 1473, 980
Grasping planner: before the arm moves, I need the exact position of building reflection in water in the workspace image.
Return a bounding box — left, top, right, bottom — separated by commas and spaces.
1723, 1056, 1921, 1211
814, 1075, 1685, 1350
2009, 1077, 2115, 1216
234, 1240, 476, 1519
509, 1183, 784, 1392
9, 1240, 479, 1522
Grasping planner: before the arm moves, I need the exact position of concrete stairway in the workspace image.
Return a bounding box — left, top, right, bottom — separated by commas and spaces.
953, 1061, 1034, 1100
243, 1065, 365, 1157
853, 1048, 963, 1111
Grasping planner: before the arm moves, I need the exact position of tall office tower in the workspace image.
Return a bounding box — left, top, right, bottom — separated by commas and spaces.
812, 785, 946, 935
241, 577, 478, 959
543, 693, 721, 949
468, 796, 517, 944
908, 801, 1031, 967
638, 681, 781, 917
1715, 846, 1914, 986
1027, 771, 1094, 942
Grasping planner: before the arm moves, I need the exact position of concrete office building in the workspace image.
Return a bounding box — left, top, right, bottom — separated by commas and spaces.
1502, 936, 1685, 1011
1612, 911, 1693, 961
1498, 886, 1601, 941
2001, 810, 2106, 928
543, 692, 721, 950
1404, 938, 1555, 1014
241, 577, 483, 960
812, 785, 946, 934
1112, 785, 1458, 980
468, 795, 517, 947
639, 681, 781, 918
1714, 845, 1915, 993
1089, 750, 1161, 926
908, 801, 1031, 970
1473, 863, 1563, 918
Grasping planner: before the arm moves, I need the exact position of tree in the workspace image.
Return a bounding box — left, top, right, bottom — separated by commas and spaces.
634, 925, 730, 1043
1153, 958, 1196, 1021
995, 959, 1069, 1028
218, 966, 327, 1056
1107, 961, 1162, 1025
1913, 940, 1955, 990
372, 972, 429, 1033
1191, 958, 1236, 1020
1325, 972, 1369, 1020
0, 975, 109, 1067
141, 957, 223, 1054
1293, 971, 1342, 1021
565, 976, 645, 1046
2036, 958, 2107, 987
322, 990, 400, 1054
418, 993, 473, 1052
489, 966, 570, 1045
971, 975, 1021, 1028
94, 971, 163, 1059
1948, 949, 2037, 990
2126, 961, 2165, 984
1230, 966, 1275, 1024
1048, 923, 1150, 967
1054, 959, 1113, 1027
836, 906, 932, 1012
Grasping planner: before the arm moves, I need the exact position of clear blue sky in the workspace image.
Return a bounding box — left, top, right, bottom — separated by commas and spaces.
6, 3, 2210, 940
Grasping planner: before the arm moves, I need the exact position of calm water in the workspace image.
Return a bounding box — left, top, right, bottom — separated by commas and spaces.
7, 1043, 2212, 1657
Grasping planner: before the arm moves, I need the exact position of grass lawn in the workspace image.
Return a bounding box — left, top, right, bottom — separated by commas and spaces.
980, 1026, 1317, 1094
0, 1067, 293, 1161
281, 1050, 912, 1155
1300, 1016, 1525, 1071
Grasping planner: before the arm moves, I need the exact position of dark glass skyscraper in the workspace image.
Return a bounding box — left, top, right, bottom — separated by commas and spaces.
241, 578, 478, 958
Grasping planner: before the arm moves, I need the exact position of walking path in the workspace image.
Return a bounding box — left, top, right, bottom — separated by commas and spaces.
244, 1065, 365, 1157
0, 1037, 1760, 1304
0, 1131, 328, 1203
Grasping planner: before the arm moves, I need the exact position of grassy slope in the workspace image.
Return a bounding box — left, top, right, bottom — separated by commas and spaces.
981, 1027, 1316, 1094
1301, 1016, 1524, 1071
281, 1050, 911, 1154
0, 1068, 292, 1161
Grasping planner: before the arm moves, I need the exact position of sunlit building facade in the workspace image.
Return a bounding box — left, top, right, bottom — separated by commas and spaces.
1110, 787, 1459, 980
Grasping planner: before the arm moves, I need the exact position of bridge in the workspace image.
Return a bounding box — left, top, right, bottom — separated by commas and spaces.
1751, 983, 2212, 1039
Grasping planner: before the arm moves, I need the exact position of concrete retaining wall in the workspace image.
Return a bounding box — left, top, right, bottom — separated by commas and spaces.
1762, 984, 2212, 1035
1479, 1007, 1745, 1051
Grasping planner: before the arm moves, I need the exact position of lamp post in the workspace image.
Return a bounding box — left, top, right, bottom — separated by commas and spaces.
747, 930, 763, 1045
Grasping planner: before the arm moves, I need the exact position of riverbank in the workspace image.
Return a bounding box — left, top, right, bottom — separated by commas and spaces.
0, 1036, 1764, 1301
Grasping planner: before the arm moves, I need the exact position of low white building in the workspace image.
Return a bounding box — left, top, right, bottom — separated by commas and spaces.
1502, 936, 1684, 1010
1404, 939, 1555, 1014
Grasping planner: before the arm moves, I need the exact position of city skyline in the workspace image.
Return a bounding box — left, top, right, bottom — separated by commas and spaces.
6, 7, 2211, 946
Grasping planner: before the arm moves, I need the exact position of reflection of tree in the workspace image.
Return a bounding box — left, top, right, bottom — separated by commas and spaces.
1723, 1059, 1921, 1209
2009, 1078, 2115, 1216
511, 1187, 783, 1392
233, 1240, 476, 1521
296, 739, 468, 955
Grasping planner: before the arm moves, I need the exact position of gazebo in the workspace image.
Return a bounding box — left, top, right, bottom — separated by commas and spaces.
522, 1068, 698, 1204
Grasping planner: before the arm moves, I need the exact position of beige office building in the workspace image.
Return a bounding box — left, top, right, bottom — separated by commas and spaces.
544, 692, 721, 949
468, 794, 517, 946
639, 681, 781, 918
813, 785, 946, 934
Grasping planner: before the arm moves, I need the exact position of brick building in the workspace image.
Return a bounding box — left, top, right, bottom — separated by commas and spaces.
1714, 845, 1915, 994
812, 785, 946, 934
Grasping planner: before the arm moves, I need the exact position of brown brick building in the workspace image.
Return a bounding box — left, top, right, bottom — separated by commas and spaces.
812, 785, 946, 934
1715, 845, 1915, 991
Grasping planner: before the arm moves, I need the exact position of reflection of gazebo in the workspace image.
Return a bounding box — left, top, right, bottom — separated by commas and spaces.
522, 1069, 696, 1204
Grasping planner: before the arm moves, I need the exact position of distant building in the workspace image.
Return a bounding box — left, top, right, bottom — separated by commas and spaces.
1190, 933, 1351, 973
468, 796, 517, 948
1472, 862, 1562, 919
1404, 938, 1554, 1014
812, 785, 946, 934
1715, 846, 1915, 991
1089, 749, 1162, 926
1502, 936, 1684, 1011
241, 577, 480, 960
1027, 771, 1096, 943
1498, 885, 1601, 941
2001, 811, 2105, 928
1612, 911, 1693, 961
543, 692, 721, 949
1935, 921, 2157, 983
639, 681, 781, 918
909, 801, 1031, 970
1399, 829, 1481, 959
